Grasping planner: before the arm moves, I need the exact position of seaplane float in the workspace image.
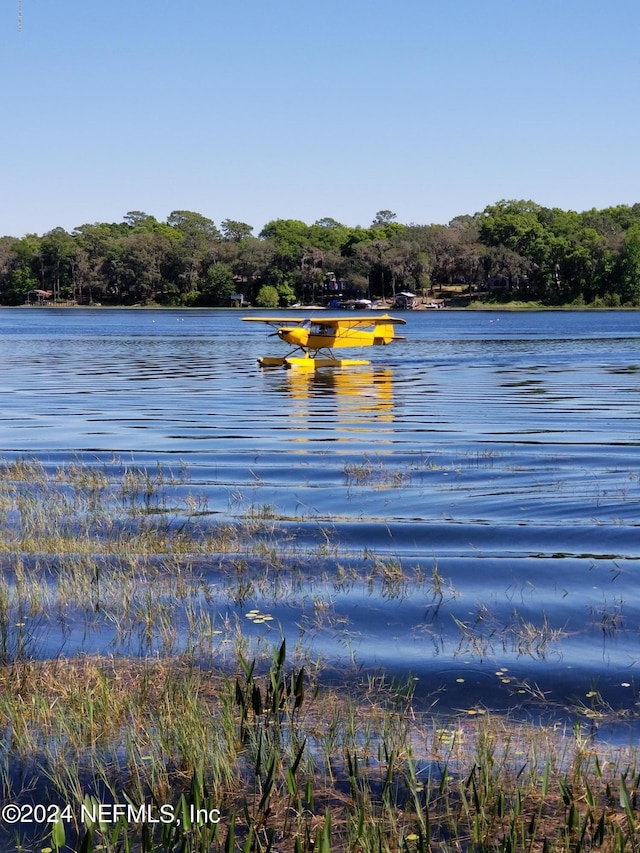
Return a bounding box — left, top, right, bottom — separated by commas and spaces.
242, 314, 406, 368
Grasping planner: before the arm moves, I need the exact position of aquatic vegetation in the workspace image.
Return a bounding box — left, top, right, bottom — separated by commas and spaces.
453, 607, 568, 661
3, 645, 640, 852
2, 460, 640, 850
344, 456, 411, 488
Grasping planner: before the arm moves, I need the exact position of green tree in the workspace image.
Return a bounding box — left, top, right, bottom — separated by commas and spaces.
479, 201, 555, 297
619, 224, 640, 304
259, 219, 310, 269
39, 228, 77, 300
221, 219, 254, 241
480, 201, 548, 258
115, 231, 173, 303
255, 284, 280, 308
314, 217, 344, 229
199, 263, 235, 306
372, 210, 397, 226
73, 222, 129, 301
352, 239, 388, 298
167, 210, 218, 246
123, 211, 163, 230
231, 237, 274, 290
370, 210, 405, 239
277, 281, 296, 305
166, 210, 219, 295
0, 235, 40, 303
309, 218, 351, 252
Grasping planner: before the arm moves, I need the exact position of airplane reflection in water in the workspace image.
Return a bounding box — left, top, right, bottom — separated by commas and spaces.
276, 367, 395, 435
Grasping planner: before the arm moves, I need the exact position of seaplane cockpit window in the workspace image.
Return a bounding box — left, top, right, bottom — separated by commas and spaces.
311, 323, 329, 335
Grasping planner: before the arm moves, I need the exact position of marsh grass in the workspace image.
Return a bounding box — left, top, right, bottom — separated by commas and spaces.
452, 606, 568, 662
344, 458, 411, 488
2, 460, 640, 851
3, 649, 640, 852
0, 459, 446, 668
0, 457, 292, 562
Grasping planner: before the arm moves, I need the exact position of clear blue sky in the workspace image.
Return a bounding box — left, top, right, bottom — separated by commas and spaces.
2, 0, 639, 238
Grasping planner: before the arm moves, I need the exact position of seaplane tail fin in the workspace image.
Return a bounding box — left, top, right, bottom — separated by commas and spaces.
373, 321, 404, 345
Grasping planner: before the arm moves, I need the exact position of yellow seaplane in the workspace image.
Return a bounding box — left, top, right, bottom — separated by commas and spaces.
243, 313, 406, 368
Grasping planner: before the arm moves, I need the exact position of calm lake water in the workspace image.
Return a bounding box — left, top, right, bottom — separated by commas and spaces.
2, 307, 640, 730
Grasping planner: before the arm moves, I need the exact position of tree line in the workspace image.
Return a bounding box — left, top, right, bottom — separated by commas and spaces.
2, 201, 640, 307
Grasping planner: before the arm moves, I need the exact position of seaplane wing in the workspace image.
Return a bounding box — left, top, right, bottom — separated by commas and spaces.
242, 315, 406, 329
306, 315, 406, 330
242, 316, 302, 325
